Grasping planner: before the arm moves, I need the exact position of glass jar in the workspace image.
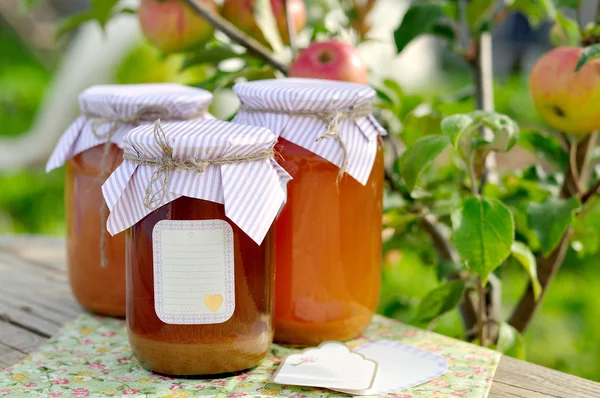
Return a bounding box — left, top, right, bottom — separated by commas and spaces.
65, 143, 125, 316
127, 197, 274, 375
273, 137, 384, 344
47, 83, 213, 317
233, 78, 386, 345
103, 119, 289, 376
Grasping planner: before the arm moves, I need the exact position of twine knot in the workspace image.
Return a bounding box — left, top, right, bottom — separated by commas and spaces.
124, 120, 275, 210
85, 105, 175, 141
238, 104, 372, 181
84, 105, 204, 268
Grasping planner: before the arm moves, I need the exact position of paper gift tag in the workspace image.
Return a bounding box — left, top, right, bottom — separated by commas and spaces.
334, 340, 448, 395
152, 220, 235, 325
272, 342, 377, 390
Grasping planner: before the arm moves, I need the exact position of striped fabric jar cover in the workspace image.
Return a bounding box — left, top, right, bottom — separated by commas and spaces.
102, 119, 291, 244
232, 78, 387, 185
46, 83, 214, 172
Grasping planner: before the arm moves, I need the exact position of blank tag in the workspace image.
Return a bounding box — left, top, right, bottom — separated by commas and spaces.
272, 342, 377, 390
152, 220, 235, 325
334, 340, 448, 395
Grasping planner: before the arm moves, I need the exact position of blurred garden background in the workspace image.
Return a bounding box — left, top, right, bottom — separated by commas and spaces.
2, 0, 600, 381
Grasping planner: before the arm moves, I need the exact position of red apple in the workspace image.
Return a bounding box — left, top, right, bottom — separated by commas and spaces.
529, 46, 600, 136
138, 0, 218, 54
222, 0, 307, 45
289, 40, 369, 84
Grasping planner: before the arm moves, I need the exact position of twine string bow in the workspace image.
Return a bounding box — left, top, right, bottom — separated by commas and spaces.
238, 104, 372, 181
123, 120, 275, 210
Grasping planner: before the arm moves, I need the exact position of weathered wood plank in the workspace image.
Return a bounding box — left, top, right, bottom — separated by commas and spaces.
0, 250, 81, 332
490, 356, 600, 397
0, 239, 80, 342
0, 343, 28, 370
0, 321, 48, 356
0, 235, 66, 271
0, 319, 50, 370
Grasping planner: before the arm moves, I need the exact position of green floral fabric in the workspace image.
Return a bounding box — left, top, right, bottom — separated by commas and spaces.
0, 314, 500, 397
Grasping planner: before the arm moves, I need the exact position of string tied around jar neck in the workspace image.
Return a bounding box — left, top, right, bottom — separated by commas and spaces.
124, 120, 276, 210
82, 105, 207, 268
238, 104, 372, 182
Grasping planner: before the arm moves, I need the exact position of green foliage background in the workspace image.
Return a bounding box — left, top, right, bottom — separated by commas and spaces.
2, 25, 600, 381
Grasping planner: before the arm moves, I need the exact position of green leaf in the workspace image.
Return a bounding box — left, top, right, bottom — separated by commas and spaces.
555, 0, 581, 8
536, 0, 557, 18
477, 112, 520, 152
575, 44, 600, 72
412, 280, 465, 327
436, 261, 465, 281
22, 0, 43, 10
90, 0, 121, 27
528, 197, 580, 256
375, 88, 395, 108
510, 241, 542, 300
394, 3, 446, 53
181, 47, 245, 70
254, 0, 285, 53
550, 12, 581, 47
507, 0, 563, 27
497, 322, 526, 359
507, 0, 545, 27
518, 130, 568, 169
466, 0, 494, 33
402, 113, 443, 145
196, 65, 275, 91
431, 22, 456, 41
441, 114, 474, 146
57, 13, 95, 37
453, 197, 515, 283
56, 0, 127, 37
441, 111, 519, 158
398, 135, 450, 194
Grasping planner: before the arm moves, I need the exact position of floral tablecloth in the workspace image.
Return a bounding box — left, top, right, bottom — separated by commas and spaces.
0, 314, 501, 398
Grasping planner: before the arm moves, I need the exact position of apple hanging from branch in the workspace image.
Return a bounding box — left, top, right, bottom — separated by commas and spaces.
289, 40, 369, 84
529, 46, 600, 136
138, 0, 218, 54
222, 0, 307, 45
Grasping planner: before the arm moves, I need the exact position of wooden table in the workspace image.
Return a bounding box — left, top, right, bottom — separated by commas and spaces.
1, 236, 599, 397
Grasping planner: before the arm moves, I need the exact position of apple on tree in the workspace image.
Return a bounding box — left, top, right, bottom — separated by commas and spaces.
289, 40, 369, 84
138, 0, 218, 54
529, 46, 600, 136
222, 0, 307, 45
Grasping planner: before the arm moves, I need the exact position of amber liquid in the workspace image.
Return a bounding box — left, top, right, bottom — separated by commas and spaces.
273, 137, 384, 345
127, 197, 274, 376
65, 144, 126, 317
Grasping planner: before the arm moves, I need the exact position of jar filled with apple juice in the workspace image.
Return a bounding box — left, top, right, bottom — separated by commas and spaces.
46, 84, 213, 317
103, 119, 290, 376
233, 78, 386, 345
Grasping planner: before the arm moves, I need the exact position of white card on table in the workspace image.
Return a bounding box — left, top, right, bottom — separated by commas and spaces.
334, 340, 448, 395
272, 342, 377, 390
152, 220, 235, 325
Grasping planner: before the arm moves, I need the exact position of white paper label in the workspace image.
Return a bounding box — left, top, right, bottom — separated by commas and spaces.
333, 340, 448, 395
272, 342, 377, 390
152, 220, 235, 324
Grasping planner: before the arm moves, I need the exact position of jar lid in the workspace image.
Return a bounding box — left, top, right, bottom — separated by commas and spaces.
79, 83, 212, 119
46, 83, 213, 172
233, 78, 376, 112
233, 78, 386, 185
103, 119, 291, 244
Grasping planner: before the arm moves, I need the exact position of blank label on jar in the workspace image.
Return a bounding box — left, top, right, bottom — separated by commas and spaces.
152, 219, 235, 324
